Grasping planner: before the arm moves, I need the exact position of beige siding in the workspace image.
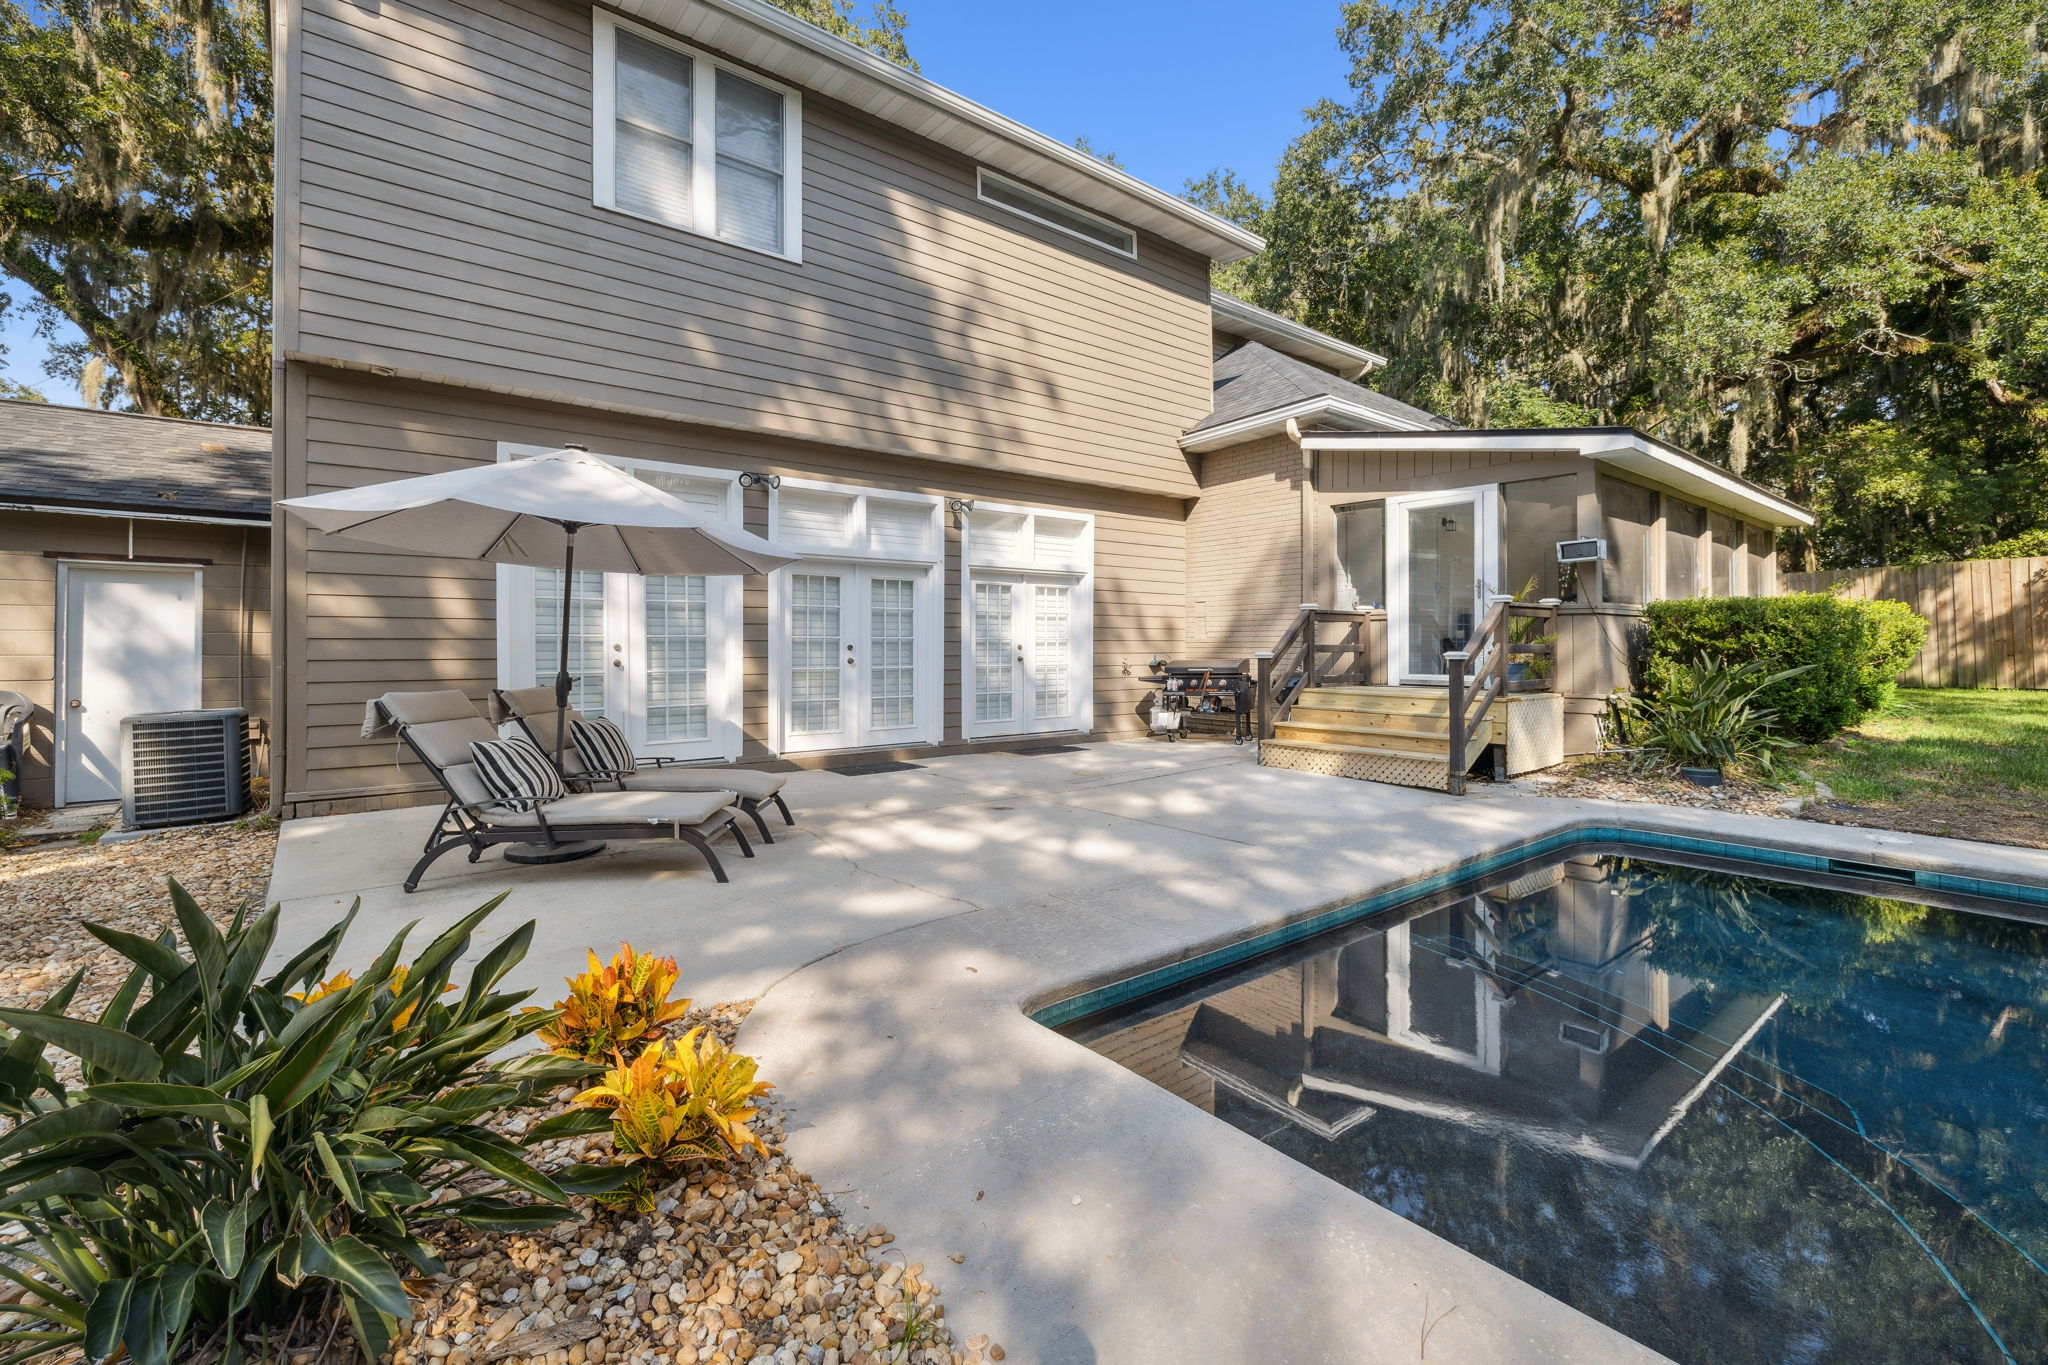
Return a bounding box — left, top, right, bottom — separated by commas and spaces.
277, 373, 1185, 815
0, 511, 272, 807
279, 0, 1212, 498
1183, 434, 1306, 663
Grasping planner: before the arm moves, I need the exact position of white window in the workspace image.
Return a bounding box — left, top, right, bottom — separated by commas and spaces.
976, 169, 1136, 259
593, 13, 803, 260
962, 503, 1094, 738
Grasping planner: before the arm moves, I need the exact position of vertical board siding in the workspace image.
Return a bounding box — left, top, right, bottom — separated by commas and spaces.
284, 0, 1212, 496
0, 511, 273, 806
1781, 557, 2048, 689
281, 373, 1185, 813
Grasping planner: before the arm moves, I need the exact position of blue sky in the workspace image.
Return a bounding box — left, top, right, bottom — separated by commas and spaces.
0, 0, 1354, 404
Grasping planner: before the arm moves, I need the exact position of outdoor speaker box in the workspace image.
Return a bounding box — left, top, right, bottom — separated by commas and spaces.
120, 708, 251, 829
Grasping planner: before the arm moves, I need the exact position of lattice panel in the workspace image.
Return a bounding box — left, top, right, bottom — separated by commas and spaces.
1499, 694, 1566, 776
1258, 741, 1450, 791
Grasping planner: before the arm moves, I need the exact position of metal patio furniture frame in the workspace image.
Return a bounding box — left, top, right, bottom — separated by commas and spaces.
490, 686, 795, 844
370, 691, 754, 893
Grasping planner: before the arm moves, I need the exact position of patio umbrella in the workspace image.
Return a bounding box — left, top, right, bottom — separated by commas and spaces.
278, 443, 798, 783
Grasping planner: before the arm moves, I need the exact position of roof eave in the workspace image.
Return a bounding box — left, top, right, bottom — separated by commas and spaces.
617, 0, 1266, 264
1295, 428, 1814, 527
1210, 293, 1387, 372
1180, 396, 1435, 452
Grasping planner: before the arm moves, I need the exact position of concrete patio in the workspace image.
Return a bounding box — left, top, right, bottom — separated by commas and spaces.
266, 739, 2048, 1365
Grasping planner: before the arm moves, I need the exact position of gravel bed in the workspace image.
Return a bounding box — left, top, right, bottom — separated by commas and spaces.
1518, 758, 1802, 817
396, 1001, 998, 1365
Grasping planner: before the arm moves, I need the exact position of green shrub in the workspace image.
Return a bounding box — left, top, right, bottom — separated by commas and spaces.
1613, 656, 1810, 777
1640, 593, 1926, 743
0, 884, 607, 1365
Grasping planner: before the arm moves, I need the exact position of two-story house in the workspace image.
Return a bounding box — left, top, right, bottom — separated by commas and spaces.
271, 0, 1811, 817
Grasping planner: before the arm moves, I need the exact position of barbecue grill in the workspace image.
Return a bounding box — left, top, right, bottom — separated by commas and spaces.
1145, 659, 1250, 743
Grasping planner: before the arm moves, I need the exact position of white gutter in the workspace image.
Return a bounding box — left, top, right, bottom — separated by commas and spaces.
1210, 293, 1387, 375
620, 0, 1265, 263
1179, 396, 1436, 452
1295, 429, 1814, 528
2, 500, 272, 528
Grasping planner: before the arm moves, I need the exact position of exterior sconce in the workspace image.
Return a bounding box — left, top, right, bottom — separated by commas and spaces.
737, 472, 781, 491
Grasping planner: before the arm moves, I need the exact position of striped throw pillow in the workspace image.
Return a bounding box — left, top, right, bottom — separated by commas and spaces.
571, 717, 638, 779
469, 737, 565, 812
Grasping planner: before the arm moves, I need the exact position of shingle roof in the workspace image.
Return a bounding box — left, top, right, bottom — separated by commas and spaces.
1189, 341, 1455, 438
0, 400, 270, 518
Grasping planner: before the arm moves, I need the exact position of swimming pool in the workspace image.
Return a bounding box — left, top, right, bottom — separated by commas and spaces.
1054, 848, 2048, 1365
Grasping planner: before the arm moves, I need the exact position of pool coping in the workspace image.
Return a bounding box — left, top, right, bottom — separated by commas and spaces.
739, 785, 2048, 1365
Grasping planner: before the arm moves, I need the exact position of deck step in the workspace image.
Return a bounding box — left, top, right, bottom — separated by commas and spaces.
1258, 739, 1451, 792
1270, 721, 1449, 754
1287, 703, 1451, 736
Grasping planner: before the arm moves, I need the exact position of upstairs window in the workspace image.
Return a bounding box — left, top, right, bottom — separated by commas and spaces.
594, 14, 801, 260
977, 169, 1136, 258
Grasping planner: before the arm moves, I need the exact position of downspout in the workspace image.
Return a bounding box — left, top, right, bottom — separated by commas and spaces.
1286, 418, 1316, 606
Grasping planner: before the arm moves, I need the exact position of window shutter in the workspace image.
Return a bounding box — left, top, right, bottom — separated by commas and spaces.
615, 33, 693, 224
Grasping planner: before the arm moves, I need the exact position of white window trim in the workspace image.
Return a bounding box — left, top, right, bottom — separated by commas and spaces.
958, 501, 1095, 740
592, 11, 805, 263
492, 442, 745, 763
976, 168, 1137, 260
766, 478, 945, 754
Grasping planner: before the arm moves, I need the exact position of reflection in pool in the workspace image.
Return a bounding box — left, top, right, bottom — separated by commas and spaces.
1061, 855, 2048, 1365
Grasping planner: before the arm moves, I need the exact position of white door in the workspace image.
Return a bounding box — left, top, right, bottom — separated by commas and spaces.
516, 566, 740, 763
780, 564, 933, 753
968, 575, 1083, 737
59, 564, 203, 805
1387, 487, 1498, 684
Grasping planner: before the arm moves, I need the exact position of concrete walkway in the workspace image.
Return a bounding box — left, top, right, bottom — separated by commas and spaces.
266, 741, 2048, 1365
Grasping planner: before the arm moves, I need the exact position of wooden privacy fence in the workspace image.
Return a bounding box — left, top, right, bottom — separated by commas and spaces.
1782, 556, 2048, 689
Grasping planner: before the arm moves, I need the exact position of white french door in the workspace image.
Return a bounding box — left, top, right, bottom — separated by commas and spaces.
778, 563, 935, 753
496, 447, 742, 762
1387, 486, 1499, 684
967, 575, 1083, 737
508, 567, 740, 763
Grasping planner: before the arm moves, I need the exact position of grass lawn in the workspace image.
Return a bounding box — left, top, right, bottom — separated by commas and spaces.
1799, 688, 2048, 848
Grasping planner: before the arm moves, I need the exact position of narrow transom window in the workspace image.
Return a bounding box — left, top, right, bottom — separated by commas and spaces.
976, 169, 1136, 258
594, 14, 802, 260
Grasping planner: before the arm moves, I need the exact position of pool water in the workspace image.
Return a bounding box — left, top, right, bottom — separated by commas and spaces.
1061, 854, 2048, 1364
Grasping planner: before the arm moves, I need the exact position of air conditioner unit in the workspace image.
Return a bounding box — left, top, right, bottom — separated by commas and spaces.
121, 709, 251, 829
1558, 1020, 1613, 1055
1556, 538, 1606, 564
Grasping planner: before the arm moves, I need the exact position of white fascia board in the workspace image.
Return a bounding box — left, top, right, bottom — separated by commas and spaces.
2, 500, 272, 528
1210, 293, 1387, 373
616, 0, 1266, 264
1179, 397, 1433, 452
1296, 430, 1814, 527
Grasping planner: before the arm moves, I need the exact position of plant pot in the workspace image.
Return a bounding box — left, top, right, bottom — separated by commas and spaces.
1508, 661, 1529, 682
1680, 766, 1725, 787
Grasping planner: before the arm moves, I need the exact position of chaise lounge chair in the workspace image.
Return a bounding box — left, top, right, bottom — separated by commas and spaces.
489, 686, 796, 843
368, 690, 754, 892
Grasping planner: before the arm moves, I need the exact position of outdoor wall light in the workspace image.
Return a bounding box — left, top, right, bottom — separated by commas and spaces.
947, 498, 975, 514
737, 472, 782, 491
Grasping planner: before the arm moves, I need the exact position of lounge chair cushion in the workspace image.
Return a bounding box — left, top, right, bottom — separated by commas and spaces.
571, 717, 637, 778
619, 767, 788, 800
470, 737, 567, 812
482, 788, 736, 829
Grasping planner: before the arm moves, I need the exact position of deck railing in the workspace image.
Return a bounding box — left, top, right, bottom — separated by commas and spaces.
1252, 605, 1380, 741
1444, 596, 1561, 794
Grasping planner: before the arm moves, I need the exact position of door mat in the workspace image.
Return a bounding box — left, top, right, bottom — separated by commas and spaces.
831, 761, 926, 775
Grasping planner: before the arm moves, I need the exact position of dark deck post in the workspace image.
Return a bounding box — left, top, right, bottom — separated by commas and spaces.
1252, 650, 1274, 741
1300, 603, 1321, 689
1444, 647, 1469, 795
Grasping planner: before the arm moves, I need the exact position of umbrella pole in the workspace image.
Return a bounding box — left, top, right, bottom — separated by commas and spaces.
507, 520, 605, 866
553, 524, 579, 772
